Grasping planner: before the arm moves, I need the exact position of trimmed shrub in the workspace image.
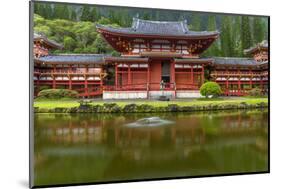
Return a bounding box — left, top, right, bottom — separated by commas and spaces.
37, 89, 78, 99
248, 88, 263, 97
200, 82, 222, 98
123, 104, 138, 113
103, 103, 122, 113
137, 104, 155, 113
166, 104, 179, 112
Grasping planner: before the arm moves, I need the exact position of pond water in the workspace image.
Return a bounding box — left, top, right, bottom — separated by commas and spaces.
34, 110, 268, 186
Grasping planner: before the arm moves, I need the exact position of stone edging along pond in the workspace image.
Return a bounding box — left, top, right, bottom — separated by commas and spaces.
34, 101, 268, 113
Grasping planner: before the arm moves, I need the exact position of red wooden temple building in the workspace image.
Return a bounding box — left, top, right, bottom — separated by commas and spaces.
211, 40, 268, 96
33, 18, 268, 99
33, 33, 106, 97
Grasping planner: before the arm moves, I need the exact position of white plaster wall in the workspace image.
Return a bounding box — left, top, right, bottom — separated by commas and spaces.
176, 90, 202, 98
103, 90, 202, 99
103, 91, 147, 99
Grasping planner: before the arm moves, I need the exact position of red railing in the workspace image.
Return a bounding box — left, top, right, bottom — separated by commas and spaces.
104, 83, 148, 91
224, 88, 268, 96
149, 82, 176, 90
224, 90, 247, 96
103, 82, 198, 91
175, 83, 199, 90
211, 71, 262, 76
37, 70, 102, 75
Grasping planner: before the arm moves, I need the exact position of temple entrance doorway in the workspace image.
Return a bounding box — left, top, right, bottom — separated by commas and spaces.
161, 60, 171, 83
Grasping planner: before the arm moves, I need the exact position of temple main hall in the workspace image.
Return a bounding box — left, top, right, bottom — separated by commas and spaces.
33, 18, 268, 99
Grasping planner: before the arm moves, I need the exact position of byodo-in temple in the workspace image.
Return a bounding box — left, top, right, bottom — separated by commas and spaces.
33, 18, 268, 99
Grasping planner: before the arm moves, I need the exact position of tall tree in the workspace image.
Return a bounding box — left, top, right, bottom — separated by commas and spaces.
53, 4, 61, 19
44, 4, 53, 19
120, 10, 131, 27
62, 5, 70, 20
108, 9, 124, 26
232, 16, 242, 56
93, 34, 112, 54
35, 3, 48, 18
53, 4, 70, 19
264, 18, 269, 40
241, 16, 253, 52
80, 5, 91, 21
207, 15, 216, 31
70, 9, 77, 21
204, 15, 221, 56
89, 7, 99, 22
34, 3, 40, 14
220, 16, 234, 56
108, 9, 117, 23
253, 17, 265, 44
34, 3, 45, 16
190, 14, 201, 31
142, 10, 151, 20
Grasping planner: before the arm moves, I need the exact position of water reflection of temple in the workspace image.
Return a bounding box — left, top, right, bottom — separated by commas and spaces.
34, 112, 268, 184
40, 120, 104, 144
34, 113, 268, 180
38, 112, 268, 151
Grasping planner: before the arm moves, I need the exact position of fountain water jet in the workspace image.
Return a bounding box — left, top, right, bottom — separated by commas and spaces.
125, 117, 174, 127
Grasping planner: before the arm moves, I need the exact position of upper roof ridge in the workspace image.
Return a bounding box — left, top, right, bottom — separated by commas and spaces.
131, 18, 190, 34
132, 18, 189, 27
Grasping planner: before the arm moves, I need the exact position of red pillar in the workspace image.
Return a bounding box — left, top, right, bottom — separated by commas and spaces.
115, 63, 118, 89
147, 63, 150, 87
226, 69, 229, 95
86, 65, 89, 96
191, 65, 194, 86
201, 65, 204, 86
84, 74, 88, 97
128, 63, 131, 87
250, 69, 253, 89
250, 69, 253, 90
100, 71, 103, 90
170, 60, 175, 89
238, 69, 241, 96
68, 65, 72, 90
52, 65, 56, 89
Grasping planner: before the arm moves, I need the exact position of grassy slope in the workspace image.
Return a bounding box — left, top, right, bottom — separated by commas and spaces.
34, 97, 268, 109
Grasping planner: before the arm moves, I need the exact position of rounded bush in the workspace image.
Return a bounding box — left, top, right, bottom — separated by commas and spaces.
200, 82, 222, 98
37, 89, 78, 99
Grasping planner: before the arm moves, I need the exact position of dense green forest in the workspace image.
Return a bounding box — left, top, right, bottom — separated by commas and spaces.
34, 2, 268, 57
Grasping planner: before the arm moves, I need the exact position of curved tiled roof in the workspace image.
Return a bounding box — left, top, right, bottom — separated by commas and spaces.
244, 40, 268, 54
213, 57, 257, 66
35, 54, 107, 64
132, 18, 189, 35
174, 58, 214, 64
96, 18, 219, 38
105, 56, 149, 63
34, 33, 63, 50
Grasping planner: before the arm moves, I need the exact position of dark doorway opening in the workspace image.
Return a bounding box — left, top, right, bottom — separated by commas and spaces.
161, 60, 170, 83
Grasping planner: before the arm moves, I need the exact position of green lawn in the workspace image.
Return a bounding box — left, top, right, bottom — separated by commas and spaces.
34, 97, 268, 109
